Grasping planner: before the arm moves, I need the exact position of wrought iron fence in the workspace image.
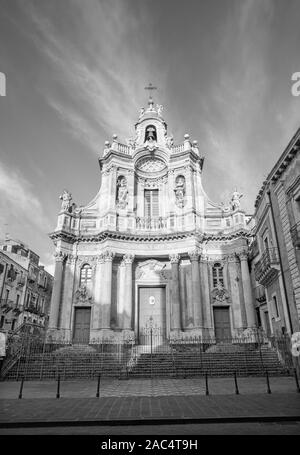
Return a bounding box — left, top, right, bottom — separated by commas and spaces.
0, 327, 295, 381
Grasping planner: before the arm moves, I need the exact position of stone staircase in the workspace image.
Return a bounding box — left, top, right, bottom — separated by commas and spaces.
2, 342, 290, 380
122, 343, 289, 378
3, 344, 129, 381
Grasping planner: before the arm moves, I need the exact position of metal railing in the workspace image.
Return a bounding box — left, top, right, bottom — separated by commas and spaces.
254, 247, 279, 283
1, 329, 294, 381
255, 285, 267, 302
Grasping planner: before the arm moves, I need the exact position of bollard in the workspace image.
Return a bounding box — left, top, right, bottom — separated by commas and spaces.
205, 372, 209, 396
294, 368, 300, 393
234, 371, 239, 395
18, 377, 25, 399
56, 374, 61, 399
96, 373, 101, 398
265, 370, 271, 394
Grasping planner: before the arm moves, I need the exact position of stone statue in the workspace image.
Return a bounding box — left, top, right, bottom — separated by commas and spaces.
139, 107, 145, 118
230, 188, 243, 211
174, 176, 185, 208
127, 138, 136, 149
117, 177, 128, 208
156, 104, 163, 116
59, 190, 72, 212
165, 135, 174, 149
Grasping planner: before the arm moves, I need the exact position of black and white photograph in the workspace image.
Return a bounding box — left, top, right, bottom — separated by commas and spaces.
0, 0, 299, 444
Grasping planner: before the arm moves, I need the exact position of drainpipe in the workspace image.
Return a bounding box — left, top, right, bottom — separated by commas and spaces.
266, 189, 293, 333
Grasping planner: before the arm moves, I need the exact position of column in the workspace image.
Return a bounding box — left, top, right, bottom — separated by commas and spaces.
189, 250, 203, 328
59, 254, 76, 339
123, 253, 134, 330
169, 254, 181, 330
228, 254, 243, 330
200, 256, 212, 329
117, 261, 126, 328
93, 253, 105, 329
101, 250, 114, 329
239, 251, 256, 328
48, 252, 65, 329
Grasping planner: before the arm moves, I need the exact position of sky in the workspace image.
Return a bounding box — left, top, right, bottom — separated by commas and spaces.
0, 0, 299, 275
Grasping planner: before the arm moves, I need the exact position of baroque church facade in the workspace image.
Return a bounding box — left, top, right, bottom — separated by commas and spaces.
48, 95, 257, 344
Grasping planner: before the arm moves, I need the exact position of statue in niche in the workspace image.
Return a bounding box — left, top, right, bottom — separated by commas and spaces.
174, 175, 186, 208
59, 190, 73, 212
116, 176, 128, 209
230, 188, 243, 211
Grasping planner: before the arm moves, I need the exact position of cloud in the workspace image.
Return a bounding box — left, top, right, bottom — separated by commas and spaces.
22, 0, 165, 152
0, 158, 50, 235
199, 0, 276, 211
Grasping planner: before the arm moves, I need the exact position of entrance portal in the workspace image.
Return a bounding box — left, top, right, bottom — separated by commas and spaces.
73, 307, 91, 344
138, 286, 166, 344
213, 307, 231, 341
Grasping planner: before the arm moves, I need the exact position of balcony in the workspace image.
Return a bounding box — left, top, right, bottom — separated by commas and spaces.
136, 217, 168, 232
291, 221, 300, 249
17, 276, 26, 287
254, 247, 280, 286
28, 269, 37, 283
0, 299, 15, 312
249, 239, 259, 260
254, 285, 267, 303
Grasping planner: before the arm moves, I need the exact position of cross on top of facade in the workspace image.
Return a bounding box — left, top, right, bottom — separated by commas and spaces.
144, 83, 157, 95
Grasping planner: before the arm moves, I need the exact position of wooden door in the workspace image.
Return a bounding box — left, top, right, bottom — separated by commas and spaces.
213, 307, 231, 341
73, 307, 91, 344
138, 287, 166, 343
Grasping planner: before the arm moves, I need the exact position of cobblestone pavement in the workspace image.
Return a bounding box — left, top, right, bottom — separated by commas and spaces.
0, 376, 298, 399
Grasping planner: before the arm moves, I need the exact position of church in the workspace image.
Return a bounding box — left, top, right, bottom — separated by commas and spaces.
47, 92, 257, 344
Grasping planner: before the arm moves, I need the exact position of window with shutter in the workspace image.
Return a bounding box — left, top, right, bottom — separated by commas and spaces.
144, 189, 159, 217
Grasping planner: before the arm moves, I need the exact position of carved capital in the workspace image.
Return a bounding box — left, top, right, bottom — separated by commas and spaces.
54, 251, 67, 262
189, 249, 201, 262
66, 254, 76, 265
96, 253, 105, 264
104, 250, 115, 262
123, 253, 135, 264
228, 253, 238, 263
238, 250, 248, 261
169, 254, 180, 264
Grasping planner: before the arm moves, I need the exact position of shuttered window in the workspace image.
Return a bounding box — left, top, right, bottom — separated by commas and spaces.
212, 263, 224, 287
144, 190, 159, 217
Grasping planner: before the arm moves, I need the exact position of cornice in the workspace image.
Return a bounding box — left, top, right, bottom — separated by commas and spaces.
49, 228, 251, 244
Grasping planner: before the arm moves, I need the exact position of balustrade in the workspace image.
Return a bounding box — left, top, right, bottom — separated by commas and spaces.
136, 217, 167, 231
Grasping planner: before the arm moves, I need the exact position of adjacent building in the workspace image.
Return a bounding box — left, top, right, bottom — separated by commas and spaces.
250, 127, 300, 336
48, 96, 257, 344
0, 238, 53, 333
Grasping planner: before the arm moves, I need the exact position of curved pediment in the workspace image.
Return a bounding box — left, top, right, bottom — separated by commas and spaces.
135, 259, 170, 281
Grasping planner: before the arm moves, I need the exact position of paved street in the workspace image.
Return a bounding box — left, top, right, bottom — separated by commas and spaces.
0, 377, 299, 435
